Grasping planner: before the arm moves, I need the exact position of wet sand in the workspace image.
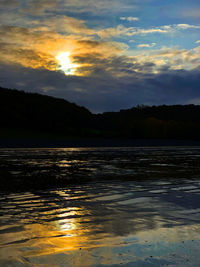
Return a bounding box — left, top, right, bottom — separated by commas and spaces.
1, 147, 200, 266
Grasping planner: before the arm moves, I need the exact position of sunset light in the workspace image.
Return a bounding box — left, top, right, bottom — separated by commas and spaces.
56, 52, 78, 75
1, 0, 200, 265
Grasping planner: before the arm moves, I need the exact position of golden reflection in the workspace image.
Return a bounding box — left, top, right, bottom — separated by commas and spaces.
2, 188, 200, 266
1, 207, 200, 267
2, 220, 200, 267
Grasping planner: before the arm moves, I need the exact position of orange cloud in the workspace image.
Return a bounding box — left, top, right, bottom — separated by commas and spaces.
0, 22, 128, 75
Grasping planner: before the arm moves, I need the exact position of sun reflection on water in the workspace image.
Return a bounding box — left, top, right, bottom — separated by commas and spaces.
1, 146, 200, 266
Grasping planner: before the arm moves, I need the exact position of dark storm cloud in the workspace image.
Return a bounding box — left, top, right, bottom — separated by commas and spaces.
73, 53, 152, 77
1, 62, 200, 113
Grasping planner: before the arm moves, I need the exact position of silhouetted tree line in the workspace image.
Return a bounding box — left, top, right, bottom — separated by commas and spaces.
0, 87, 92, 135
1, 87, 200, 140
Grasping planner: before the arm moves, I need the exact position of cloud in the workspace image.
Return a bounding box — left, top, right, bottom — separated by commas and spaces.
37, 15, 96, 36
1, 18, 199, 78
58, 0, 138, 14
0, 42, 57, 70
120, 16, 139, 21
98, 25, 169, 38
22, 0, 57, 15
137, 43, 156, 48
0, 13, 96, 37
0, 19, 199, 78
132, 46, 200, 72
1, 61, 200, 113
16, 0, 138, 15
0, 22, 129, 75
0, 0, 19, 8
175, 24, 200, 30
0, 25, 62, 70
98, 23, 200, 39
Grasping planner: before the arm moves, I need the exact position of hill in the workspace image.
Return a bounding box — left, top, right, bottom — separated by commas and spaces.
1, 86, 200, 144
0, 87, 94, 136
97, 104, 200, 139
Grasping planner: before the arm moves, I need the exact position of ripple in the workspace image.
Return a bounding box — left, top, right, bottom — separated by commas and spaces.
1, 147, 200, 266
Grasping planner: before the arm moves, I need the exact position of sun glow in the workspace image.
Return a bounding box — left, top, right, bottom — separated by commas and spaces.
56, 52, 78, 75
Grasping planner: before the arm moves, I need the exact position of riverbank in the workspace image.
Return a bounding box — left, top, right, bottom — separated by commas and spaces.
1, 137, 200, 148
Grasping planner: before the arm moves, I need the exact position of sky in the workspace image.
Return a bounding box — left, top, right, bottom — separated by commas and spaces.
0, 0, 200, 113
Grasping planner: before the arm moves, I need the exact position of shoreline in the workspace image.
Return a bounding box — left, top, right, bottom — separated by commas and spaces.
1, 137, 200, 148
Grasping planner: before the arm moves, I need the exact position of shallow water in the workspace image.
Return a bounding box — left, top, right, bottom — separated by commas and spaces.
1, 147, 200, 266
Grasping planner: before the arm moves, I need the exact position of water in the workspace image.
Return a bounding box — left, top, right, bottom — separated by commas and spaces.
1, 147, 200, 266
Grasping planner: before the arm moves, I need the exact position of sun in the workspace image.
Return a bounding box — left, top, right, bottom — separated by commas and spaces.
56, 52, 78, 75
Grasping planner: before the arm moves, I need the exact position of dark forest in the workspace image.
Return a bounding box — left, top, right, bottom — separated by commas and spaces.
1, 86, 200, 141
